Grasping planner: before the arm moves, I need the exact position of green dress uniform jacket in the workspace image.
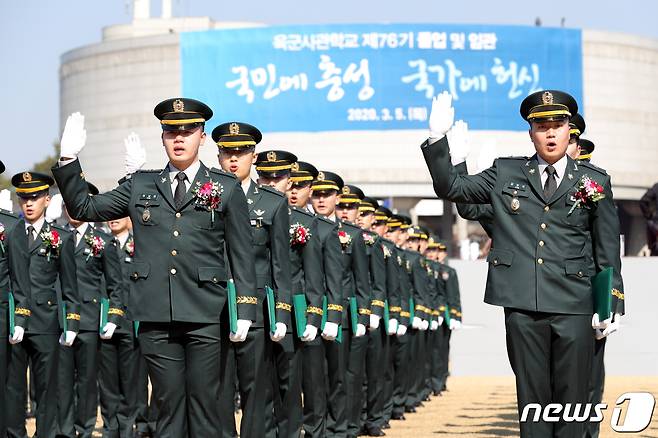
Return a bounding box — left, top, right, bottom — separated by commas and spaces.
315, 216, 344, 324
380, 238, 401, 322
363, 230, 386, 317
405, 250, 430, 321
395, 248, 411, 327
454, 161, 494, 238
337, 220, 372, 327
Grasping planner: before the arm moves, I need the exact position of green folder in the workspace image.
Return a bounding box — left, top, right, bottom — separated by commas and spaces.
383, 300, 390, 333
293, 294, 307, 338
133, 321, 140, 338
409, 297, 415, 321
61, 302, 68, 334
99, 297, 109, 334
265, 285, 277, 335
8, 291, 15, 337
349, 297, 359, 336
444, 306, 451, 327
320, 296, 342, 344
227, 279, 238, 334
592, 267, 613, 321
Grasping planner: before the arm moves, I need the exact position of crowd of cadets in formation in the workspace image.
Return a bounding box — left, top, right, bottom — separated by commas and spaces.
0, 99, 461, 438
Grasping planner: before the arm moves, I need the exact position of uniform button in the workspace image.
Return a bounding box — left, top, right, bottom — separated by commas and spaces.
173, 230, 180, 237
544, 205, 550, 212
171, 250, 177, 256
493, 259, 498, 265
175, 212, 181, 218
170, 268, 177, 275
578, 271, 583, 278
513, 190, 518, 195
93, 298, 97, 303
537, 258, 544, 264
212, 277, 218, 283
539, 240, 545, 247
47, 300, 52, 306
132, 272, 138, 279
540, 223, 547, 230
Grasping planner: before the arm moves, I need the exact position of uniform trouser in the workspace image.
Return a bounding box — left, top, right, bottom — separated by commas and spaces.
0, 303, 8, 437
345, 331, 369, 436
98, 329, 142, 438
505, 308, 593, 438
391, 335, 410, 417
381, 331, 396, 423
584, 338, 606, 438
430, 325, 444, 393
7, 333, 60, 438
135, 340, 157, 435
420, 329, 432, 400
268, 334, 302, 438
325, 327, 352, 438
364, 324, 389, 430
138, 321, 222, 438
58, 331, 99, 438
406, 328, 424, 408
302, 339, 327, 438
437, 324, 451, 390
218, 325, 267, 438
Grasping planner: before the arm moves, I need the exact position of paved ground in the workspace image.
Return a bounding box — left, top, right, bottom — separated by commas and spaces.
26, 376, 658, 437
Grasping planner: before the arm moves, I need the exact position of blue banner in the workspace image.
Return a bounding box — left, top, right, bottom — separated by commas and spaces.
181, 24, 582, 132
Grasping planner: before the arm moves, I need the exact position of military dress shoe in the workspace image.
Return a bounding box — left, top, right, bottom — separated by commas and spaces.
382, 422, 391, 429
367, 426, 386, 436
391, 412, 406, 420
404, 406, 416, 413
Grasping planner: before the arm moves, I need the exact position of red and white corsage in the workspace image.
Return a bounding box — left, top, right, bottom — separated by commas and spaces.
290, 222, 312, 247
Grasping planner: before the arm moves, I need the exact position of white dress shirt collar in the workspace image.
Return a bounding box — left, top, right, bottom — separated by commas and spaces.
25, 216, 46, 236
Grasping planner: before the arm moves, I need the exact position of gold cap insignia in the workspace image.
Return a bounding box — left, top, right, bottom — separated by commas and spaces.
542, 91, 554, 105
342, 186, 350, 195
23, 172, 32, 182
267, 151, 277, 162
173, 99, 184, 113
291, 162, 299, 172
229, 122, 240, 135
317, 171, 325, 181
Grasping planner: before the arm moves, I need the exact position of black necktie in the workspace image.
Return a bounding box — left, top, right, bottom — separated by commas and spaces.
543, 165, 557, 199
27, 225, 35, 247
174, 172, 187, 209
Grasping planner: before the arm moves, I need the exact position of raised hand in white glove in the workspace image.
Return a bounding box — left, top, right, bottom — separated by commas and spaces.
124, 132, 146, 175
412, 316, 423, 330
45, 194, 64, 223
9, 326, 25, 345
60, 112, 87, 159
447, 120, 470, 165
477, 139, 498, 173
229, 319, 252, 342
0, 189, 12, 212
355, 323, 367, 337
430, 320, 439, 331
592, 313, 621, 340
387, 318, 398, 335
449, 319, 462, 331
396, 324, 407, 337
369, 314, 381, 331
59, 330, 78, 347
270, 322, 287, 342
100, 322, 117, 340
428, 91, 455, 140
420, 319, 429, 331
321, 321, 339, 341
301, 324, 318, 342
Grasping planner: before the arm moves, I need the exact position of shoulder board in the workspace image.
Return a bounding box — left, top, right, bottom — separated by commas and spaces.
341, 221, 360, 232
135, 169, 161, 174
380, 237, 394, 246
292, 206, 315, 218
209, 167, 237, 179
577, 161, 607, 176
499, 156, 528, 161
91, 227, 113, 241
0, 209, 18, 220
316, 216, 336, 226
258, 185, 285, 198
49, 223, 70, 235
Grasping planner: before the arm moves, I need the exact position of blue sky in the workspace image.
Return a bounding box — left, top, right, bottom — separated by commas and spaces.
1, 0, 656, 174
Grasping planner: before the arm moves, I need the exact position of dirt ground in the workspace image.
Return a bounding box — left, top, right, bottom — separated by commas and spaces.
26, 376, 657, 437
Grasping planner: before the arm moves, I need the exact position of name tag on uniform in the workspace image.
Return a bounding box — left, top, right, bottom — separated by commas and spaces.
124, 257, 132, 263
250, 218, 263, 227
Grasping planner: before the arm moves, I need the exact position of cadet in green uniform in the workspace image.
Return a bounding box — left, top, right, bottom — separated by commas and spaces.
577, 139, 595, 163
299, 169, 345, 438
1, 160, 27, 438
424, 237, 445, 396
101, 216, 149, 438
422, 90, 624, 438
52, 100, 258, 438
435, 240, 461, 393
6, 172, 80, 438
58, 184, 125, 438
215, 124, 292, 438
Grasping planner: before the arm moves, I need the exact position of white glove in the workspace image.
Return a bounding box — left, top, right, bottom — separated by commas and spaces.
420, 319, 429, 331
449, 319, 462, 331
9, 326, 25, 344
270, 322, 287, 342
387, 318, 398, 335
430, 320, 439, 331
447, 120, 470, 165
369, 314, 381, 331
124, 132, 146, 175
592, 313, 621, 340
355, 323, 367, 337
59, 330, 78, 347
301, 324, 318, 342
100, 322, 117, 340
428, 91, 455, 139
396, 324, 407, 337
477, 139, 498, 172
229, 319, 252, 342
438, 316, 444, 327
321, 321, 339, 341
45, 194, 64, 223
60, 112, 87, 159
0, 189, 12, 212
412, 316, 423, 330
